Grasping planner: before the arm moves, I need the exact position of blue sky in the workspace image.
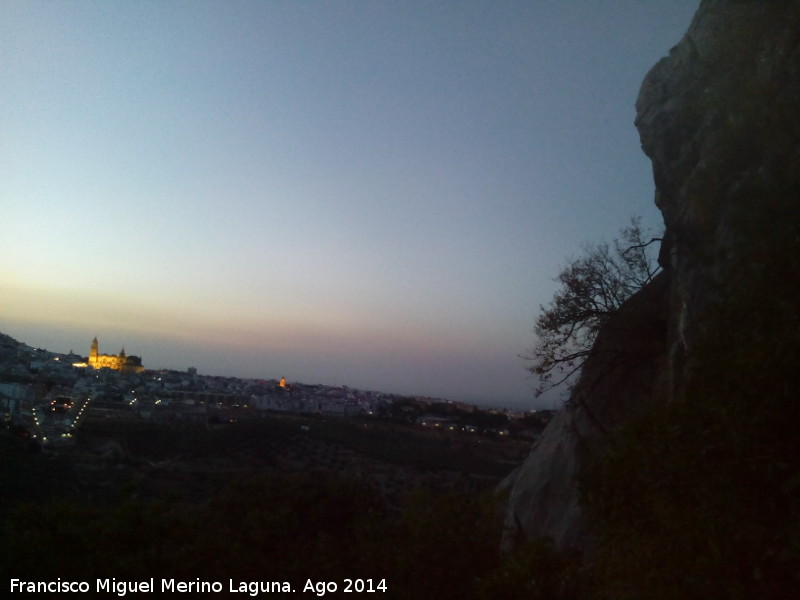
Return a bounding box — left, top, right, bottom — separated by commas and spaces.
1, 1, 698, 408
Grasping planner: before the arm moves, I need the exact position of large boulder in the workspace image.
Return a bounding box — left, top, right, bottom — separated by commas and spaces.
502, 0, 800, 550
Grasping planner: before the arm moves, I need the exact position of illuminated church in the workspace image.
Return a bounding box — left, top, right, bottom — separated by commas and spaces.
87, 337, 145, 374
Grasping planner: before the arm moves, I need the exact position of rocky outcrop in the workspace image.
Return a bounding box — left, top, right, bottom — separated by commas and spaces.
503, 0, 800, 550
636, 0, 800, 402
502, 272, 669, 549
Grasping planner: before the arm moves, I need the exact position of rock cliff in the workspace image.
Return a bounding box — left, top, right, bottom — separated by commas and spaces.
502, 271, 670, 550
503, 0, 800, 550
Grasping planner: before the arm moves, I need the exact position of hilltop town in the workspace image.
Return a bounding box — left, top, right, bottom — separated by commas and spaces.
1, 331, 554, 518
1, 333, 550, 444
2, 331, 557, 593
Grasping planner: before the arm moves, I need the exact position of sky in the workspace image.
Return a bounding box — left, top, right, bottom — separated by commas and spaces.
1, 0, 699, 410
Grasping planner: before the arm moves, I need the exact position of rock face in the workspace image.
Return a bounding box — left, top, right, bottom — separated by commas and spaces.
636, 0, 800, 404
502, 272, 670, 549
503, 0, 800, 550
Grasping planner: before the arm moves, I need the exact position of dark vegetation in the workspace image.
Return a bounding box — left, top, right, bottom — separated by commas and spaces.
1, 461, 498, 597
1, 415, 518, 598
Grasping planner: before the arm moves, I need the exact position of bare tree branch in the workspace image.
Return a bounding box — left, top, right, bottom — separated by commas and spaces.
525, 216, 662, 399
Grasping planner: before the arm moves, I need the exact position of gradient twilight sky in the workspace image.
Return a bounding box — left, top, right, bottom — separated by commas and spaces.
1, 1, 698, 409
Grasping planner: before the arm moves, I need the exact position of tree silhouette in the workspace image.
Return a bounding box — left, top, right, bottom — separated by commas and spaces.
525, 217, 661, 398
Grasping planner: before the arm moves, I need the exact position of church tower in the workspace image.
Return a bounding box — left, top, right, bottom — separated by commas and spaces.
89, 337, 99, 369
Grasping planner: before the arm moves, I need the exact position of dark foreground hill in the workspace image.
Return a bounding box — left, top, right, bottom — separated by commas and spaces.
1, 414, 525, 598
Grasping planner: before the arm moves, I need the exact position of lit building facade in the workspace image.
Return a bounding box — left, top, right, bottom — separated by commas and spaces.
88, 337, 144, 374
